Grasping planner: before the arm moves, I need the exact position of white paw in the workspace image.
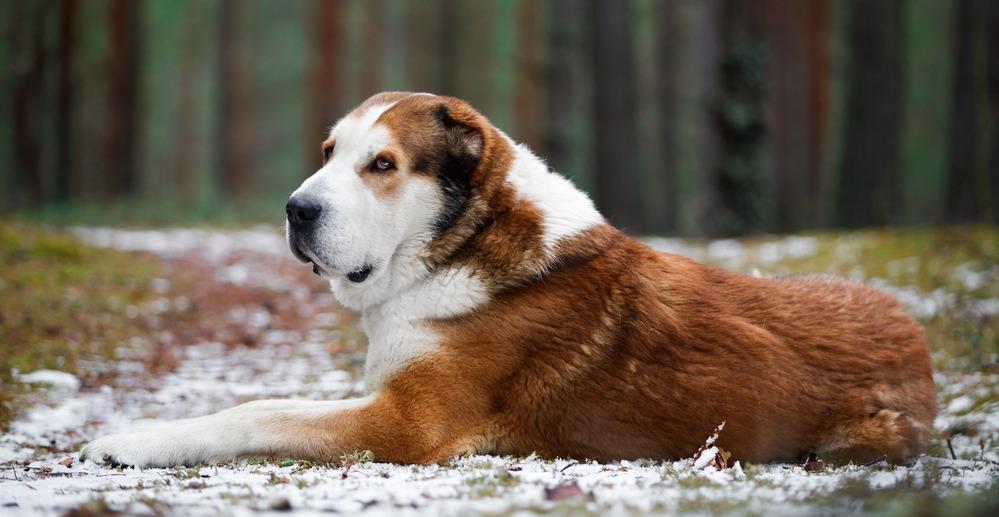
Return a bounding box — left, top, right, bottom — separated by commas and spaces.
80, 428, 210, 468
80, 431, 185, 467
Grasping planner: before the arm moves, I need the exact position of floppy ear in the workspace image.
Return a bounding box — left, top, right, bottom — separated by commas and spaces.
429, 102, 485, 234
435, 103, 484, 170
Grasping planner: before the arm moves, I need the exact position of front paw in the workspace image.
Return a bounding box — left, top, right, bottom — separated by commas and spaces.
80, 432, 177, 468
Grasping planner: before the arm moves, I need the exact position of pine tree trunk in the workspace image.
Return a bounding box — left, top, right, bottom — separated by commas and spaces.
989, 0, 999, 223
438, 0, 459, 96
807, 0, 831, 227
713, 0, 769, 236
405, 0, 442, 93
54, 0, 77, 203
454, 2, 495, 113
11, 1, 47, 205
947, 0, 981, 222
837, 0, 903, 228
694, 0, 722, 236
947, 0, 997, 223
764, 0, 830, 230
764, 0, 811, 232
589, 0, 644, 232
360, 0, 386, 96
107, 0, 142, 197
544, 0, 581, 178
513, 0, 544, 153
305, 0, 345, 175
217, 0, 253, 200
174, 4, 203, 198
652, 0, 680, 233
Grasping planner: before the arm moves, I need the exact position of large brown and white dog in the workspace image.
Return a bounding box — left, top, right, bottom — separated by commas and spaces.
82, 92, 936, 468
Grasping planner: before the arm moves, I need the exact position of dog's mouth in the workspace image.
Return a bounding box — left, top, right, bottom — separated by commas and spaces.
291, 241, 374, 284
312, 262, 373, 283
346, 265, 373, 283
308, 259, 372, 283
304, 255, 374, 284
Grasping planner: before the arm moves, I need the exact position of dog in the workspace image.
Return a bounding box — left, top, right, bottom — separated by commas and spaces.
81, 92, 936, 468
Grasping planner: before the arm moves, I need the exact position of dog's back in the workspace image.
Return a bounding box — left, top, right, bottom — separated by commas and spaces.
442, 226, 936, 463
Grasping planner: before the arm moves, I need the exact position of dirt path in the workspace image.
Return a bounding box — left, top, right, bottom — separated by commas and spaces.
0, 227, 996, 515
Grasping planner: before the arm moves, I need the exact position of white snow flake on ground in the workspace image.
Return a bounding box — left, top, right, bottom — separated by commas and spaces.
2, 228, 997, 515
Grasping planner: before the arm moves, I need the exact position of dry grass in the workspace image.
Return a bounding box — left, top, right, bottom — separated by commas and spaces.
0, 222, 168, 429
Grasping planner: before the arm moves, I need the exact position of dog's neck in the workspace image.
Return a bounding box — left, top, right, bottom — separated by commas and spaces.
349, 136, 609, 391
424, 135, 607, 292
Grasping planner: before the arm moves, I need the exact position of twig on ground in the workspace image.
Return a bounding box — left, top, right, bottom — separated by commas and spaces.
860, 455, 888, 467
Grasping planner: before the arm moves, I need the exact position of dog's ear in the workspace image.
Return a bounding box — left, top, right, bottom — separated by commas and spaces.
426, 100, 485, 234
434, 102, 483, 171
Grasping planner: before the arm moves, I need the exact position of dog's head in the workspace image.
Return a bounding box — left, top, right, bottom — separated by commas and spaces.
287, 92, 495, 309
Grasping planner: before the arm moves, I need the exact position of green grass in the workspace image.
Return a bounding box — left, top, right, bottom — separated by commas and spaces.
0, 221, 168, 430
765, 226, 995, 297
815, 467, 999, 517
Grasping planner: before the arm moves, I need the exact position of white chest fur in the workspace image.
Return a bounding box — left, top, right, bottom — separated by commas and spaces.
359, 266, 487, 391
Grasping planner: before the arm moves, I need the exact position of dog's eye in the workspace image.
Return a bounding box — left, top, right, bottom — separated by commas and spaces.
323, 145, 334, 163
372, 157, 394, 172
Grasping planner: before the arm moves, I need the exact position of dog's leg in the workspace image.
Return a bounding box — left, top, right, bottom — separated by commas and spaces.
79, 394, 445, 468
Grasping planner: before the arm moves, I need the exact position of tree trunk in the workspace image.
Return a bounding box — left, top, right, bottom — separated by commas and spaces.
947, 0, 997, 223
651, 0, 680, 233
764, 0, 811, 232
454, 2, 495, 113
946, 0, 980, 222
807, 0, 832, 227
54, 0, 77, 203
305, 0, 345, 175
513, 0, 544, 153
438, 0, 459, 96
174, 3, 204, 197
990, 0, 999, 223
712, 0, 770, 236
694, 0, 722, 236
763, 0, 830, 230
405, 0, 442, 93
359, 0, 386, 96
544, 0, 580, 178
107, 0, 142, 197
588, 0, 644, 232
217, 0, 253, 200
11, 0, 47, 205
837, 0, 903, 228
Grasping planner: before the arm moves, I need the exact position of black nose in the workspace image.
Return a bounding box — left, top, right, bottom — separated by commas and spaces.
286, 195, 322, 226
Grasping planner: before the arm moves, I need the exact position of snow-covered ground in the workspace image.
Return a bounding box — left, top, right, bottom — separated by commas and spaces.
1, 227, 996, 515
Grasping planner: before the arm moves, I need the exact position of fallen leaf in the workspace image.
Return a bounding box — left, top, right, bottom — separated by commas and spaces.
544, 480, 594, 502
803, 452, 826, 472
692, 422, 731, 469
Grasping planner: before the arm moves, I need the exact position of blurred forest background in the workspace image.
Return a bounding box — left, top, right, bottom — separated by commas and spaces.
1, 0, 997, 236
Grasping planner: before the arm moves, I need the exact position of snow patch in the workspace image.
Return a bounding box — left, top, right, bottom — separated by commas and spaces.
17, 370, 80, 392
